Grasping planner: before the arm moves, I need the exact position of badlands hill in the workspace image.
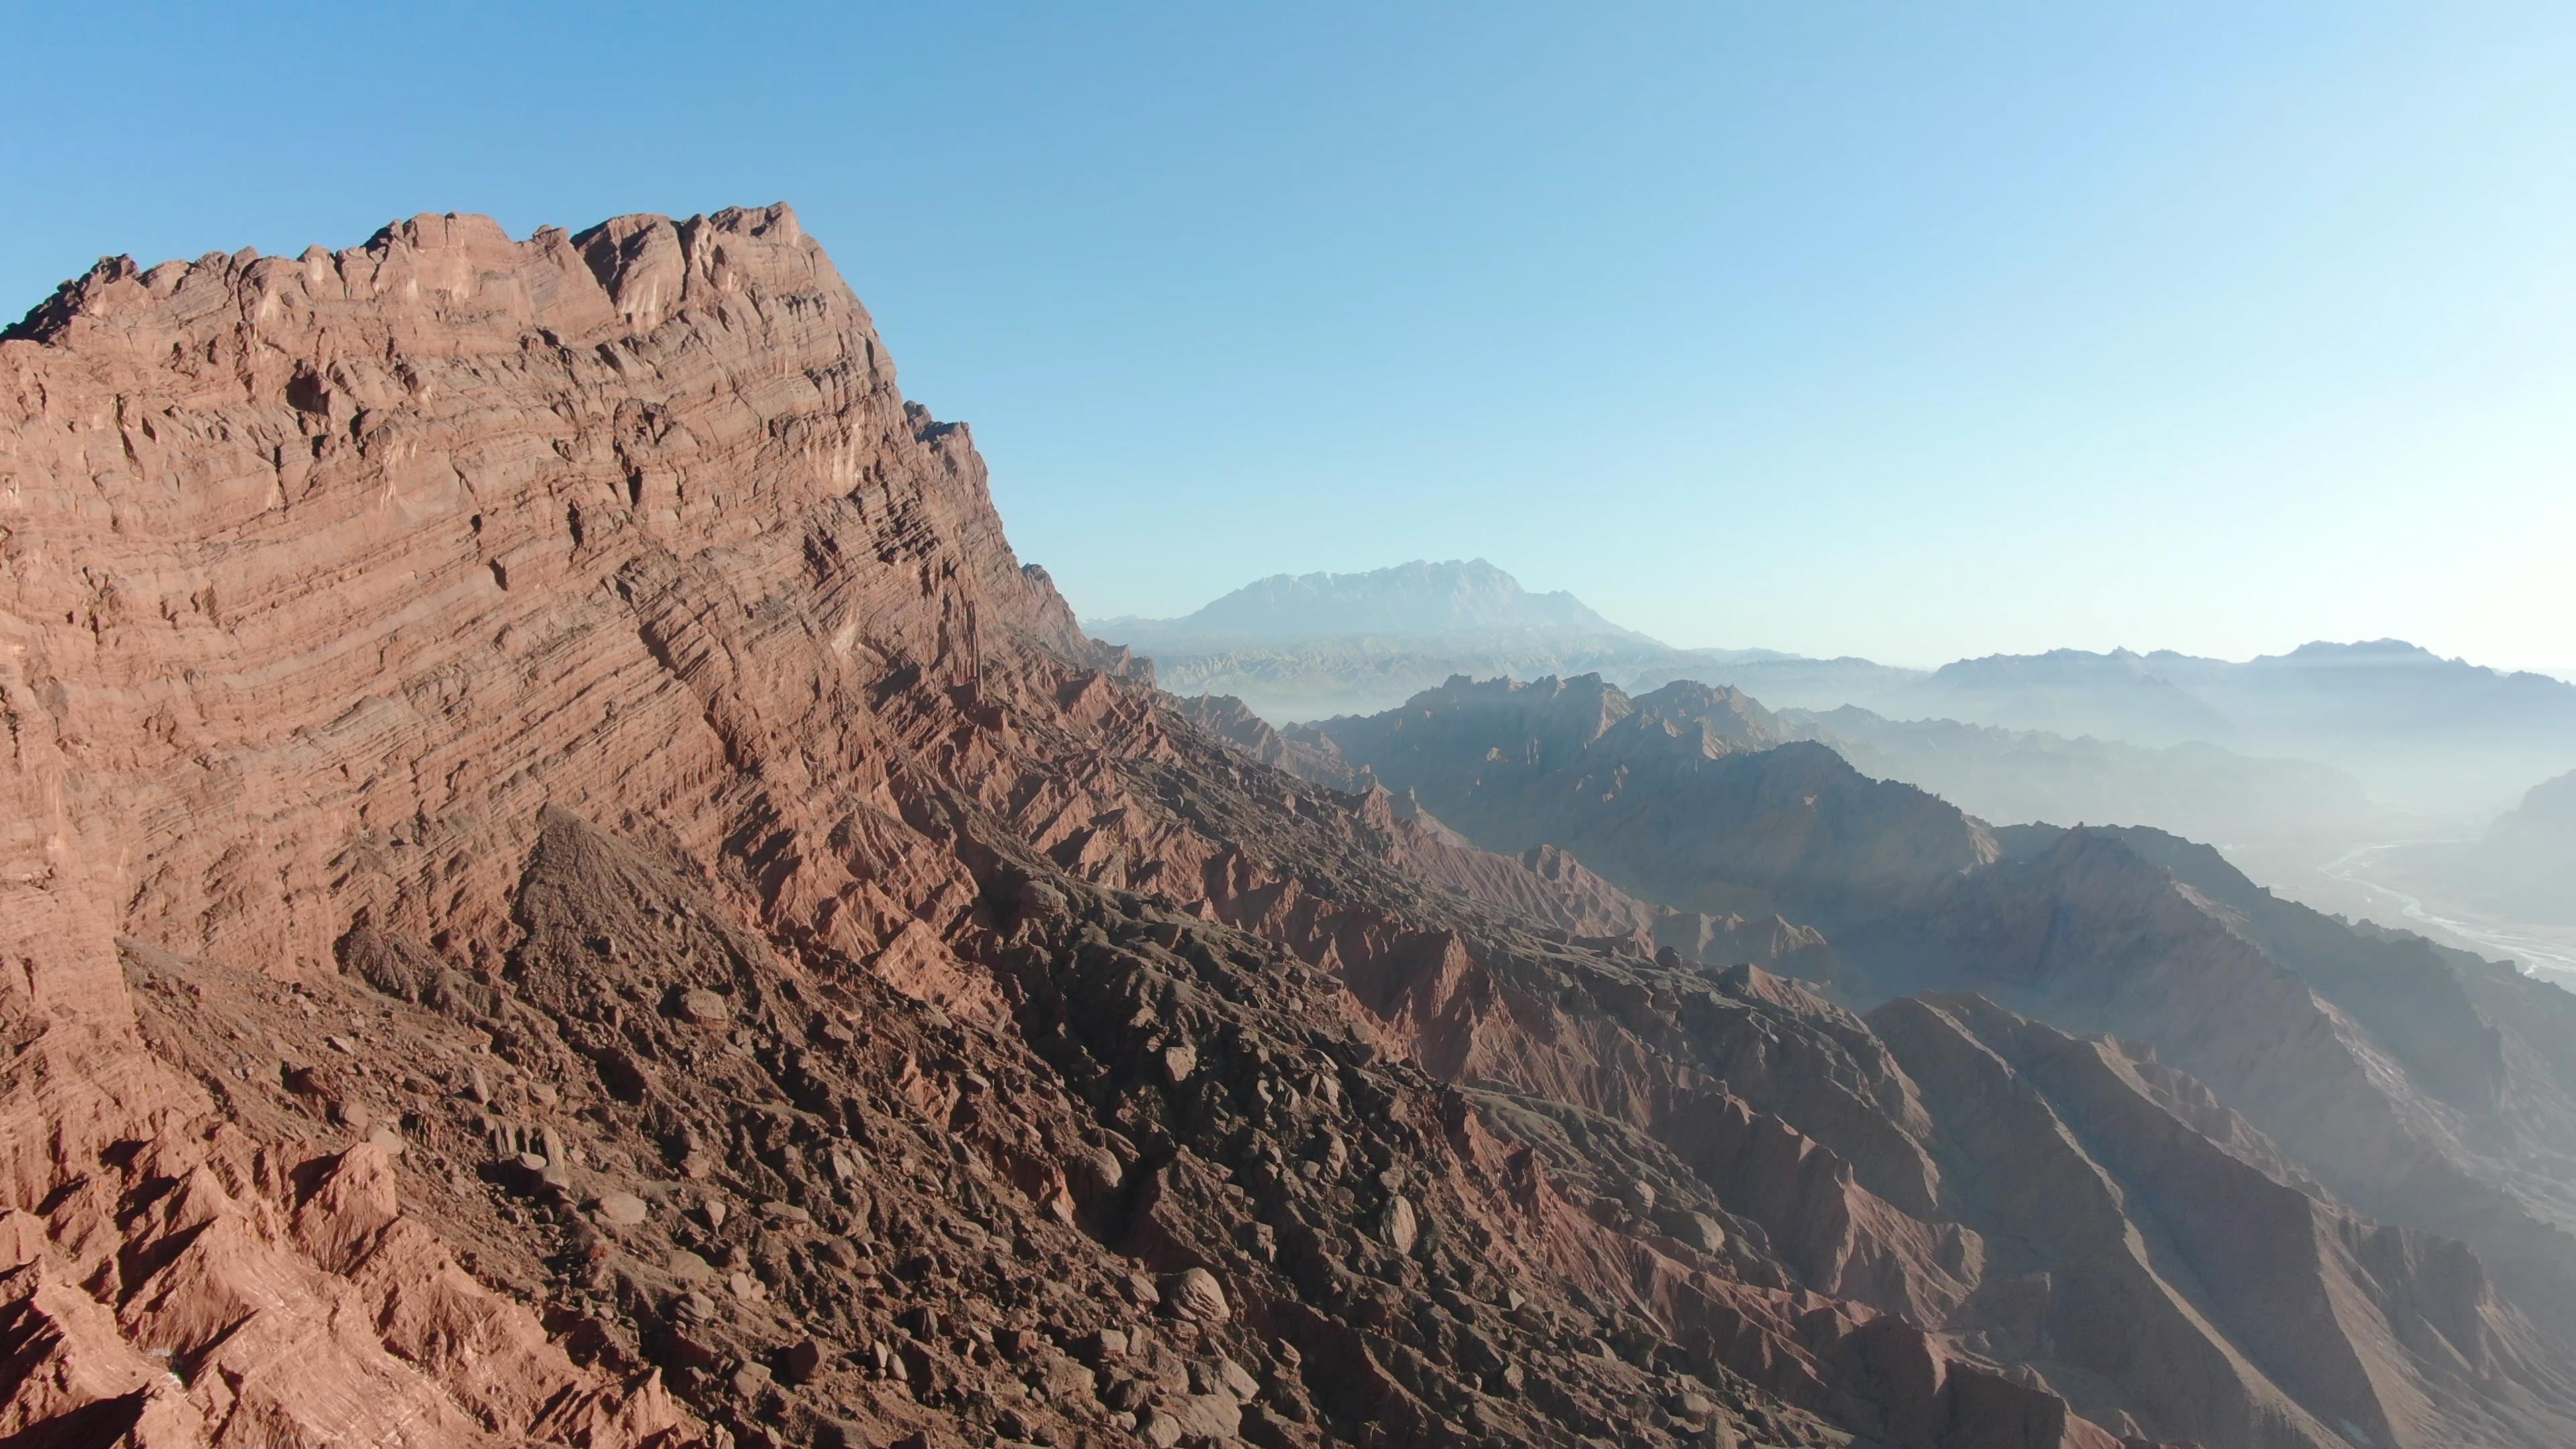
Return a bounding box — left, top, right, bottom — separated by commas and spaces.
5, 205, 2571, 1449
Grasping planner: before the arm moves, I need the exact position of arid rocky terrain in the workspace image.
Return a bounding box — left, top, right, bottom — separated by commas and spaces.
5, 205, 2574, 1449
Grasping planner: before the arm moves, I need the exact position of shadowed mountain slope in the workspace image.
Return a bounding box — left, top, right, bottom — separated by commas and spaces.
1302, 676, 1996, 924
1303, 672, 2576, 1448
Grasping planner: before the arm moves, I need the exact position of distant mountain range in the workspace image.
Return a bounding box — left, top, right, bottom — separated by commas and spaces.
1089, 560, 2576, 818
1829, 640, 2576, 815
1091, 557, 1648, 639
1089, 559, 1876, 724
1780, 704, 2386, 849
1089, 559, 1711, 723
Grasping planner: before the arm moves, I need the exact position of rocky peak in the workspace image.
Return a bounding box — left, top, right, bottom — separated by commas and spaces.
1628, 678, 1791, 752
2271, 638, 2445, 665
1119, 557, 1640, 641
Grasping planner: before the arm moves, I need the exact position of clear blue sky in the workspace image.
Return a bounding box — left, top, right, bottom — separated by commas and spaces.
8, 3, 2572, 669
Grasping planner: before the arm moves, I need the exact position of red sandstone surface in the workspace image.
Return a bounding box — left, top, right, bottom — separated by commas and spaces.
3, 205, 2566, 1448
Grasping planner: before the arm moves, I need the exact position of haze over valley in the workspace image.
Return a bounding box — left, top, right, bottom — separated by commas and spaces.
1089, 559, 2576, 979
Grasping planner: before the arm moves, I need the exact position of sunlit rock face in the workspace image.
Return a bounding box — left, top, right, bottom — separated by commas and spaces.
5, 206, 2575, 1449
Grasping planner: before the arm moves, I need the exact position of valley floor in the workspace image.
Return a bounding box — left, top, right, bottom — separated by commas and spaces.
2223, 837, 2576, 986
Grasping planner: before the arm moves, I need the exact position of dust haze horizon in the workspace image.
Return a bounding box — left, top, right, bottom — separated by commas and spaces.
1083, 555, 2575, 677
7, 3, 2571, 672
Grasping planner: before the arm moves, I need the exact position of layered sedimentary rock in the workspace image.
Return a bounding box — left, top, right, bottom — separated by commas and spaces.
5, 205, 2563, 1449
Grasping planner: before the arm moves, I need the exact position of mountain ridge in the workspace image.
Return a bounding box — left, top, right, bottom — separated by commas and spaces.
10, 204, 2573, 1449
1089, 557, 1644, 641
1, 205, 2195, 1449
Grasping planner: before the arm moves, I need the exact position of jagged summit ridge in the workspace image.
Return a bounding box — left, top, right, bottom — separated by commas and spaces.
14, 203, 810, 347
1, 201, 1113, 969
